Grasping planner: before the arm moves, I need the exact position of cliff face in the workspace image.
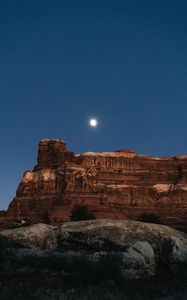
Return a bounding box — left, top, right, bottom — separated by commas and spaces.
5, 139, 187, 230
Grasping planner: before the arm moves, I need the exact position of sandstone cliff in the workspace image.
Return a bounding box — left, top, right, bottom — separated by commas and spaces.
4, 139, 187, 230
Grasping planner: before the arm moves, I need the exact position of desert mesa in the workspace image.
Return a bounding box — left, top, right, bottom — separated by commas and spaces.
1, 139, 187, 231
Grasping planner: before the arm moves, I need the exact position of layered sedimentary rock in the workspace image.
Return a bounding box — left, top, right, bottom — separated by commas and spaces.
4, 139, 187, 230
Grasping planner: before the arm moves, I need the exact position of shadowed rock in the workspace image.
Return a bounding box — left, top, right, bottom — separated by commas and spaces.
1, 220, 187, 280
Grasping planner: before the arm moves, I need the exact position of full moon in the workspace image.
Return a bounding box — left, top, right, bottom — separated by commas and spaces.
89, 118, 98, 127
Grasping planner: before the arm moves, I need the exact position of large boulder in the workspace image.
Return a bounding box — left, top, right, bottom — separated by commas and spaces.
1, 219, 187, 280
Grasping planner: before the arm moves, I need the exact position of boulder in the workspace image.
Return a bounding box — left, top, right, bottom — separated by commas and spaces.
1, 220, 187, 280
0, 223, 57, 250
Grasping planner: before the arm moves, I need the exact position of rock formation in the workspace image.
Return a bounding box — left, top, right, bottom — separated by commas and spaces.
1, 220, 187, 280
3, 139, 187, 231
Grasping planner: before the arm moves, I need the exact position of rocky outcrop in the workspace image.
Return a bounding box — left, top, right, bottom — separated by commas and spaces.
0, 211, 6, 229
3, 139, 187, 231
1, 220, 187, 280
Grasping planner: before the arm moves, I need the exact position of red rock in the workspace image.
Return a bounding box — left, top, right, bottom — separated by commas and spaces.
3, 139, 187, 231
0, 211, 6, 228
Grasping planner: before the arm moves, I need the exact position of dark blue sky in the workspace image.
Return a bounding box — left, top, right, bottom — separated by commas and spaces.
1, 0, 187, 209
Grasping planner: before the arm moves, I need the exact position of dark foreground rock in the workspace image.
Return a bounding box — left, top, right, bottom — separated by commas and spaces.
0, 220, 187, 299
1, 219, 187, 280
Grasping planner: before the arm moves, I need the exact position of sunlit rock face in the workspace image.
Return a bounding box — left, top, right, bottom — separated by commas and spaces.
4, 139, 187, 230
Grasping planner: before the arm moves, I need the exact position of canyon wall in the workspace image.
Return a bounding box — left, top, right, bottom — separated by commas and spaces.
4, 139, 187, 231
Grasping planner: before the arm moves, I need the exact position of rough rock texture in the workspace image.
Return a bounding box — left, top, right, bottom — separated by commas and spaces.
1, 220, 187, 279
0, 223, 57, 249
0, 211, 6, 227
4, 139, 187, 230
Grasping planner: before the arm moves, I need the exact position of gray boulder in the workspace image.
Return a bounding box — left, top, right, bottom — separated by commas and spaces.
1, 219, 187, 280
0, 223, 57, 249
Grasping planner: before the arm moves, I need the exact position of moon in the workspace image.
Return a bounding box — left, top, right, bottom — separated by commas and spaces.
89, 118, 98, 127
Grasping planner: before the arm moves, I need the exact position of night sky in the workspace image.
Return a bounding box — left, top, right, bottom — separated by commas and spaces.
1, 0, 187, 209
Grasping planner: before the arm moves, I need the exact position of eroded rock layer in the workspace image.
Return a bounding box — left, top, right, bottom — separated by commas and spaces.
5, 139, 187, 230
